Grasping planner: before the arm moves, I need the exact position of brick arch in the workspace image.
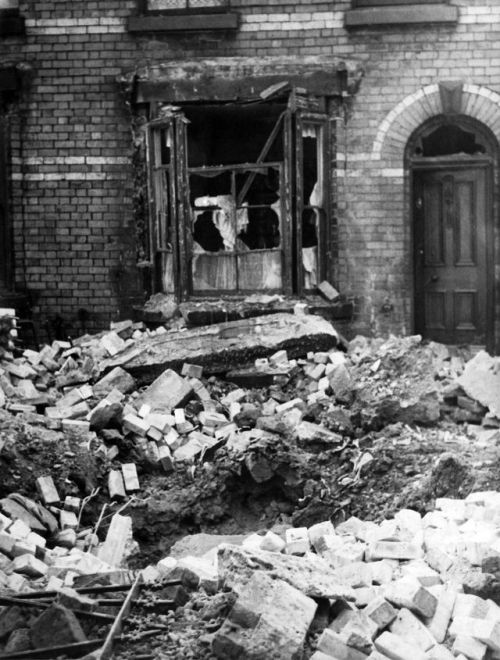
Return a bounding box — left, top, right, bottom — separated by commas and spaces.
372, 83, 500, 161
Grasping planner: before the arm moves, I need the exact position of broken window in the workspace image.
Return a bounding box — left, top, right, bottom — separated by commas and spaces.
299, 121, 326, 290
147, 96, 331, 300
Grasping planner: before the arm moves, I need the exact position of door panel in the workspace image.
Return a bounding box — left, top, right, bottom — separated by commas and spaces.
414, 166, 489, 345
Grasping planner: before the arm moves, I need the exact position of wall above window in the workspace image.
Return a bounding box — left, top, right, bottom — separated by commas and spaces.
346, 1, 458, 28
128, 0, 239, 33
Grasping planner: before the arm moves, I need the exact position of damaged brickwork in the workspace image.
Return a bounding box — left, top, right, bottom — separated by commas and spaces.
0, 1, 499, 346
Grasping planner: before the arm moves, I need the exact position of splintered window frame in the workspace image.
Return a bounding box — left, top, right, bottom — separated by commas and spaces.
294, 112, 330, 293
147, 113, 190, 299
146, 101, 332, 300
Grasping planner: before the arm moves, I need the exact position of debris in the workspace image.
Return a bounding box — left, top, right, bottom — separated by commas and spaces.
213, 572, 316, 659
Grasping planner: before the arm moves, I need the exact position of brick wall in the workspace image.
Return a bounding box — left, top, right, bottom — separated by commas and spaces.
0, 0, 499, 339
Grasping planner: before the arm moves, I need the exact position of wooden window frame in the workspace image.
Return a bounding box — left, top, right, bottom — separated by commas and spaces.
146, 103, 333, 301
128, 0, 238, 32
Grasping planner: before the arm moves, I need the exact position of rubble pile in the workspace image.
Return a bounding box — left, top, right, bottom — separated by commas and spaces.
0, 311, 500, 656
155, 490, 500, 659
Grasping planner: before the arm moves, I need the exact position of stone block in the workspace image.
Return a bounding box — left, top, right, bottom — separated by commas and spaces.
449, 617, 500, 651
12, 553, 48, 577
0, 532, 17, 557
36, 475, 60, 506
213, 572, 316, 660
97, 513, 133, 568
285, 527, 310, 555
374, 631, 427, 660
367, 541, 421, 561
181, 363, 203, 379
452, 635, 487, 660
8, 518, 30, 540
317, 629, 369, 660
64, 496, 81, 514
59, 510, 78, 530
425, 646, 455, 660
135, 369, 192, 413
121, 463, 140, 492
384, 577, 437, 618
94, 367, 136, 398
389, 607, 436, 651
260, 531, 286, 553
108, 469, 126, 501
122, 413, 149, 436
318, 280, 340, 301
365, 596, 397, 631
4, 628, 31, 653
30, 604, 86, 648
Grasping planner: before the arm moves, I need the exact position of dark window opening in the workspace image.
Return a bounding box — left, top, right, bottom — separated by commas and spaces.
416, 124, 487, 158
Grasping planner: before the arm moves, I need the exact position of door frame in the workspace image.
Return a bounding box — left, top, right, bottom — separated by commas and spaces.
411, 156, 494, 349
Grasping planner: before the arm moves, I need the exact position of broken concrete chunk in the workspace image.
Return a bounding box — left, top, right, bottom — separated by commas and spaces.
30, 603, 87, 648
181, 363, 203, 379
97, 513, 133, 568
457, 350, 500, 418
295, 420, 342, 448
0, 606, 28, 641
217, 544, 355, 601
93, 366, 136, 398
213, 572, 317, 660
135, 368, 193, 413
101, 331, 126, 356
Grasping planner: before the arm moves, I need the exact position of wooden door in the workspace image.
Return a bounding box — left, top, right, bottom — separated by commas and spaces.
414, 165, 491, 345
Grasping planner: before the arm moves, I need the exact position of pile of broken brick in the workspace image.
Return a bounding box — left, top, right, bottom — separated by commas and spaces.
3, 485, 500, 658
163, 491, 500, 659
1, 311, 500, 656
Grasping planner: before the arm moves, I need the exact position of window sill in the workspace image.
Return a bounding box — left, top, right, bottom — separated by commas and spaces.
128, 12, 239, 33
345, 4, 458, 28
0, 11, 25, 37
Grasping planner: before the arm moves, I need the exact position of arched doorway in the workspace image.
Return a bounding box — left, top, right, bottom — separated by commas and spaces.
408, 116, 498, 348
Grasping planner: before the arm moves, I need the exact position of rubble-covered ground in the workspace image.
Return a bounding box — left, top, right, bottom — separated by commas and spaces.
1, 310, 500, 658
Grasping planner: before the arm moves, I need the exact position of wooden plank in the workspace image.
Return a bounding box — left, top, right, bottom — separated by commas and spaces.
136, 71, 343, 104
95, 574, 143, 660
